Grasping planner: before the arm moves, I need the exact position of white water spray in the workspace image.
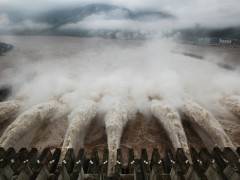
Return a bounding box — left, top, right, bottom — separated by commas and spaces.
182, 100, 234, 149
61, 100, 97, 159
0, 100, 69, 148
220, 95, 240, 118
151, 99, 190, 158
102, 97, 136, 175
0, 36, 239, 157
0, 100, 21, 124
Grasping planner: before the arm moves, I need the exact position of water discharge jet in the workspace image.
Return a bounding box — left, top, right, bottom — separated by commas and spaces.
103, 97, 136, 175
0, 36, 240, 174
150, 99, 190, 159
0, 100, 69, 148
181, 100, 234, 149
220, 95, 240, 118
61, 100, 97, 160
0, 100, 21, 124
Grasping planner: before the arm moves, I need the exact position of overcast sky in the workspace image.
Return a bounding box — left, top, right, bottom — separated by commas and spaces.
0, 0, 240, 30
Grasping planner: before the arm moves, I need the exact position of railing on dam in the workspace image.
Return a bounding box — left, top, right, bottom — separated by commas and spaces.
0, 147, 240, 180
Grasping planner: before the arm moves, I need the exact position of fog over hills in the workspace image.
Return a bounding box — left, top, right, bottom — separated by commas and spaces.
0, 1, 240, 39
0, 3, 175, 38
1, 0, 240, 173
39, 3, 174, 25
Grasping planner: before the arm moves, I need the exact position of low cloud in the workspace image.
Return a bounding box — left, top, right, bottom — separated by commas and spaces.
59, 10, 175, 33
0, 13, 51, 33
0, 0, 240, 35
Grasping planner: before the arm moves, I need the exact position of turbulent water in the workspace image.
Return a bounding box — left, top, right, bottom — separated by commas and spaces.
0, 36, 240, 172
1, 36, 240, 110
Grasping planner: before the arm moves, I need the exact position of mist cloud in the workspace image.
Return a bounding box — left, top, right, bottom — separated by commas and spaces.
0, 0, 240, 36
1, 36, 240, 113
0, 14, 51, 33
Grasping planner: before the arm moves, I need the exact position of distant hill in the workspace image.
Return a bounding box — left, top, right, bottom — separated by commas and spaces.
36, 3, 174, 30
0, 3, 177, 39
177, 26, 240, 41
1, 3, 239, 40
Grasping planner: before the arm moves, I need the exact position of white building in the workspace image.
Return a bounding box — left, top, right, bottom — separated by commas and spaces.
219, 38, 232, 44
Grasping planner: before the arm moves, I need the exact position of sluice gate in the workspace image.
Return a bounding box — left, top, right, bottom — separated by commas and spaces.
0, 147, 240, 180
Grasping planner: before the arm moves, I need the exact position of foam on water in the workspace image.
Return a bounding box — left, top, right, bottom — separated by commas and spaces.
0, 100, 21, 123
0, 36, 239, 115
61, 100, 97, 159
0, 100, 69, 148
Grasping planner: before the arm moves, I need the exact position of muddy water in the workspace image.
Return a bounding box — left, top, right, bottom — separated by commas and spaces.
0, 35, 240, 159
